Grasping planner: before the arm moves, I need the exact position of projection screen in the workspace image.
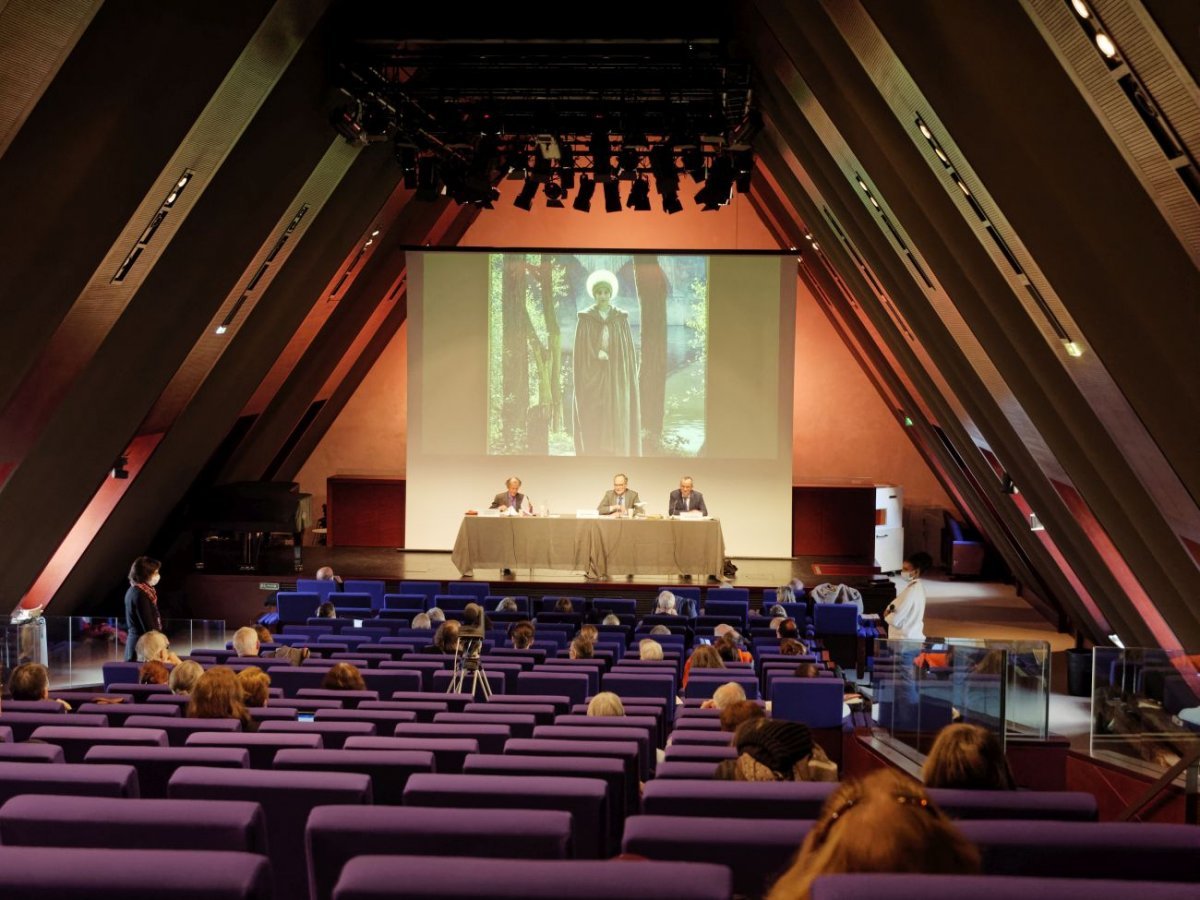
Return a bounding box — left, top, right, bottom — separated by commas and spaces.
407, 250, 794, 557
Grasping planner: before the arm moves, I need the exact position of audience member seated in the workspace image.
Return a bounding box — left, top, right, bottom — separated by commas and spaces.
654, 591, 677, 615
587, 692, 626, 717
768, 604, 787, 618
716, 719, 837, 783
767, 768, 980, 898
316, 565, 343, 585
682, 644, 724, 688
427, 608, 446, 624
510, 621, 535, 650
233, 624, 308, 665
794, 662, 821, 679
648, 625, 673, 636
569, 637, 595, 660
777, 619, 800, 642
779, 638, 808, 657
139, 660, 170, 685
922, 723, 1016, 791
254, 625, 274, 645
553, 597, 575, 613
136, 630, 182, 665
411, 612, 433, 630
639, 639, 664, 661
238, 666, 271, 708
169, 659, 203, 695
187, 666, 255, 731
316, 601, 337, 619
8, 663, 71, 710
769, 616, 785, 633
714, 633, 752, 664
601, 614, 621, 626
701, 681, 746, 711
495, 597, 519, 613
720, 700, 765, 733
424, 621, 460, 654
322, 662, 367, 692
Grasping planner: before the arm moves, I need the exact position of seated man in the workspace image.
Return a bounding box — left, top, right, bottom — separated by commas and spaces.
668, 476, 708, 516
8, 663, 72, 710
490, 476, 532, 516
597, 473, 640, 517
315, 565, 343, 585
232, 625, 308, 665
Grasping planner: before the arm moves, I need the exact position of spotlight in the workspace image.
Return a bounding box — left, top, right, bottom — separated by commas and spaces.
649, 144, 679, 192
544, 181, 564, 208
513, 177, 539, 211
732, 149, 754, 193
573, 176, 595, 211
558, 138, 576, 189
590, 132, 612, 182
662, 193, 683, 214
603, 179, 622, 213
112, 456, 130, 479
617, 146, 642, 178
679, 142, 706, 183
694, 155, 733, 210
1001, 473, 1018, 494
626, 178, 651, 211
414, 157, 441, 202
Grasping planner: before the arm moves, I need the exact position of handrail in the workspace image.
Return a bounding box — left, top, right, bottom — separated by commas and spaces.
1117, 739, 1200, 824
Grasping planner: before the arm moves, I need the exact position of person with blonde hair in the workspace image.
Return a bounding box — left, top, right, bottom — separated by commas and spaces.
639, 639, 664, 661
231, 626, 260, 658
237, 666, 271, 708
601, 614, 621, 626
701, 681, 746, 711
168, 659, 203, 695
187, 667, 254, 731
767, 768, 980, 899
411, 612, 433, 630
587, 692, 626, 717
322, 662, 367, 692
136, 630, 181, 665
922, 723, 1016, 791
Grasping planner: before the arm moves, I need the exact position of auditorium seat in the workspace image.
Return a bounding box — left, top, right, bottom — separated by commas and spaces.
0, 711, 107, 742
399, 581, 442, 604
771, 678, 846, 727
642, 779, 835, 819
185, 731, 324, 768
342, 581, 385, 609
31, 725, 168, 762
274, 748, 433, 805
297, 577, 340, 600
622, 814, 812, 898
258, 719, 377, 750
391, 722, 512, 755
434, 711, 538, 739
666, 730, 734, 746
316, 708, 418, 733
123, 715, 241, 747
504, 737, 639, 814
76, 702, 181, 726
403, 772, 608, 858
307, 806, 570, 900
533, 724, 654, 780
296, 688, 379, 708
0, 794, 268, 855
0, 742, 64, 764
344, 736, 479, 773
652, 760, 720, 779
0, 846, 272, 900
277, 592, 322, 626
516, 671, 589, 706
0, 699, 66, 713
929, 788, 1098, 821
329, 855, 732, 900
661, 744, 736, 763
463, 701, 557, 726
83, 745, 250, 798
809, 874, 1200, 899
0, 761, 139, 804
169, 765, 371, 900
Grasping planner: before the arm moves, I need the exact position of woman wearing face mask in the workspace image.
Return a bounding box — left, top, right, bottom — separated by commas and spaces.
125, 556, 164, 661
884, 552, 932, 641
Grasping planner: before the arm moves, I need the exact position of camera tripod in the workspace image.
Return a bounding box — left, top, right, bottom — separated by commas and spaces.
447, 636, 492, 699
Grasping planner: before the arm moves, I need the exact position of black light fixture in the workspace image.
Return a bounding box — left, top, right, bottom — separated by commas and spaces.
414, 157, 441, 201
678, 141, 706, 183
617, 146, 642, 179
513, 177, 539, 211
1001, 473, 1019, 495
603, 179, 622, 213
558, 137, 576, 189
626, 177, 651, 211
590, 132, 612, 182
732, 149, 754, 193
544, 180, 565, 208
111, 455, 130, 479
694, 155, 733, 210
662, 193, 683, 215
572, 175, 595, 211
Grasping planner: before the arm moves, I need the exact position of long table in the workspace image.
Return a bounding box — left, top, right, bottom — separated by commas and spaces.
450, 515, 726, 579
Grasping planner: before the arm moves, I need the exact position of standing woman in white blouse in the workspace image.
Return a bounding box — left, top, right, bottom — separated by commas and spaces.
885, 552, 933, 641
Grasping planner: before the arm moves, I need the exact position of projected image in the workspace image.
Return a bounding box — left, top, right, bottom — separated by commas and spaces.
487, 252, 708, 457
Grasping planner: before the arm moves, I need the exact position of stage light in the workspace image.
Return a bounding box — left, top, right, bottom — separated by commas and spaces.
617, 146, 642, 178
415, 157, 441, 202
1071, 0, 1090, 17
513, 177, 539, 211
544, 180, 565, 208
1094, 32, 1118, 58
1063, 340, 1084, 357
603, 179, 622, 212
573, 176, 595, 211
590, 132, 612, 182
662, 193, 683, 214
679, 143, 706, 183
1001, 473, 1018, 494
626, 177, 651, 211
732, 149, 754, 193
558, 137, 576, 189
112, 456, 130, 479
694, 155, 733, 209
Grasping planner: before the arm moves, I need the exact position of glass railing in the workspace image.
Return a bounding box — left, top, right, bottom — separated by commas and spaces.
20, 616, 228, 689
1090, 646, 1200, 774
868, 638, 1052, 755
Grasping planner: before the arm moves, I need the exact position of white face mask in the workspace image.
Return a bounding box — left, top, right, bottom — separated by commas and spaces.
148, 573, 161, 586
901, 569, 916, 582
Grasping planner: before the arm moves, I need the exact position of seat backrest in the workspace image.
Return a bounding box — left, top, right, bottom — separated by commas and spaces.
0, 761, 139, 804
343, 581, 386, 609
771, 678, 845, 728
277, 592, 322, 626
296, 578, 339, 601
445, 581, 491, 600
83, 745, 250, 798
399, 581, 443, 603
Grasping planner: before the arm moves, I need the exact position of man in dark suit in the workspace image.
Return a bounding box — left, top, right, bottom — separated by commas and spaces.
597, 473, 640, 516
490, 476, 532, 515
668, 476, 708, 516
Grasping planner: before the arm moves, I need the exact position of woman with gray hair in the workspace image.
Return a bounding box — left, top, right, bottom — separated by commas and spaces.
654, 590, 677, 615
495, 597, 519, 613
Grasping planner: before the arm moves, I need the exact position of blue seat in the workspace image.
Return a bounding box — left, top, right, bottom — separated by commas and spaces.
771, 678, 845, 727
400, 581, 442, 604
342, 582, 385, 610
706, 587, 749, 605
277, 592, 321, 626
383, 593, 427, 612
297, 578, 339, 601
445, 582, 491, 601
432, 595, 475, 614
703, 599, 748, 627
592, 598, 637, 616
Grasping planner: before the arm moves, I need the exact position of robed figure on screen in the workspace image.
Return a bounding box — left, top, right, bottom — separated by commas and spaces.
573, 270, 641, 456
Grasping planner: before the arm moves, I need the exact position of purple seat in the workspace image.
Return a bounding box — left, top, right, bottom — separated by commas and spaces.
0, 846, 272, 899
101, 661, 143, 687
958, 820, 1200, 881
651, 760, 720, 779
928, 788, 1098, 821
84, 745, 250, 798
249, 708, 302, 724
504, 737, 640, 814
517, 671, 590, 706
123, 715, 241, 747
307, 806, 570, 900
185, 731, 324, 768
392, 722, 511, 755
463, 702, 558, 726
296, 688, 380, 708
0, 711, 107, 742
0, 699, 66, 713
538, 663, 601, 696
771, 678, 845, 727
0, 742, 64, 763
377, 661, 445, 690
344, 736, 479, 773
169, 765, 371, 900
315, 708, 418, 733
684, 673, 760, 701
0, 761, 138, 803
662, 743, 736, 762
107, 683, 173, 702
601, 673, 676, 719
434, 711, 538, 739
357, 700, 449, 722
76, 702, 182, 726
390, 691, 473, 710
272, 667, 343, 697
481, 693, 571, 714
669, 716, 722, 732
533, 724, 654, 780
463, 753, 628, 848
331, 855, 731, 900
273, 698, 346, 711
31, 725, 167, 762
808, 874, 1200, 900
403, 772, 608, 858
642, 779, 836, 819
361, 670, 423, 696
667, 730, 733, 746
0, 794, 267, 854
259, 720, 376, 750
430, 669, 506, 697
274, 748, 433, 805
